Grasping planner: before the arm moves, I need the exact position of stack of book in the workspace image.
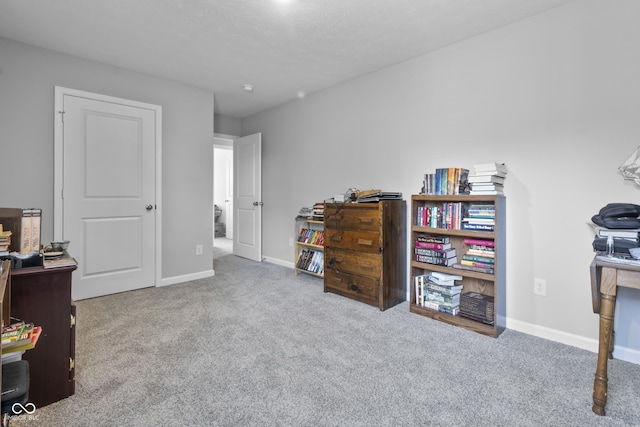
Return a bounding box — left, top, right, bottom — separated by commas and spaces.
414, 234, 457, 266
459, 292, 494, 324
422, 167, 470, 196
453, 238, 495, 274
468, 163, 507, 195
414, 271, 463, 315
312, 202, 325, 221
0, 225, 11, 257
461, 204, 495, 232
1, 318, 42, 355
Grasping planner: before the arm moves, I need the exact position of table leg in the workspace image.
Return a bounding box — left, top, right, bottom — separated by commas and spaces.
593, 293, 616, 416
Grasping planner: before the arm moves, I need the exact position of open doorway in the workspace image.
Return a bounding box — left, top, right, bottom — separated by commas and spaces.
213, 135, 235, 257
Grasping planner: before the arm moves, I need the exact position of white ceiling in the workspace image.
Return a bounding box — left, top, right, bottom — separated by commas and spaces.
0, 0, 575, 119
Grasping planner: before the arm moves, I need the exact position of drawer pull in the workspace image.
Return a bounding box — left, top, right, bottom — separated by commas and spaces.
358, 239, 373, 246
331, 277, 342, 284
331, 235, 343, 242
334, 257, 344, 264
349, 284, 359, 292
358, 262, 375, 270
358, 217, 373, 224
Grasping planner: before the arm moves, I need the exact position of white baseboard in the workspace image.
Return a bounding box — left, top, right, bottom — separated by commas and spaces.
158, 269, 215, 287
263, 256, 294, 269
506, 317, 640, 365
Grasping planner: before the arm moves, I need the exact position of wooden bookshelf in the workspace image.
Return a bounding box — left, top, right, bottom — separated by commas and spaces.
409, 194, 506, 337
294, 218, 324, 278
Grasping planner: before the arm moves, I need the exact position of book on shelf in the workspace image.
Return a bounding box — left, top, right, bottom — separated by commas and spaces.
461, 223, 495, 232
453, 263, 494, 275
428, 271, 463, 285
426, 282, 463, 295
415, 241, 452, 250
466, 248, 495, 257
459, 292, 494, 324
470, 182, 504, 190
0, 207, 43, 254
414, 247, 457, 258
415, 254, 457, 266
467, 175, 505, 184
461, 254, 495, 264
473, 162, 508, 175
469, 189, 504, 196
422, 167, 470, 196
462, 217, 495, 225
422, 300, 460, 315
460, 259, 494, 269
467, 204, 495, 218
463, 238, 494, 247
416, 234, 449, 244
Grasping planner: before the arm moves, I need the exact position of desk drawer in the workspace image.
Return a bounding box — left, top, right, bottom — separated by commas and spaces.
324, 206, 380, 231
325, 248, 381, 278
324, 269, 379, 301
325, 229, 381, 254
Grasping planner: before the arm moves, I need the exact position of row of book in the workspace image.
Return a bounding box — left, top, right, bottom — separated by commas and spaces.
1, 318, 42, 355
295, 249, 324, 274
0, 207, 42, 254
422, 168, 470, 196
297, 228, 325, 247
469, 163, 507, 195
415, 202, 497, 231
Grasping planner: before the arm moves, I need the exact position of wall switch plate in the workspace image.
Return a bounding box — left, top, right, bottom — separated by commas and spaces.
196, 244, 203, 255
534, 277, 546, 296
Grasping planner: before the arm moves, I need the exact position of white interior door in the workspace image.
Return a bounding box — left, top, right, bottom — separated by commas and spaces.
225, 156, 233, 239
233, 133, 262, 261
54, 87, 161, 300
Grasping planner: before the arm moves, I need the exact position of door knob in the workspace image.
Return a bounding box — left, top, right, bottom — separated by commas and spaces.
252, 201, 264, 206
146, 204, 153, 211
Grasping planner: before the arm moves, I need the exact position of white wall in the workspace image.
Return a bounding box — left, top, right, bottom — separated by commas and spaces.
241, 0, 640, 363
0, 37, 215, 282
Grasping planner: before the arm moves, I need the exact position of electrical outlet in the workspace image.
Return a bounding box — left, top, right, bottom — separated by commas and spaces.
288, 237, 294, 247
196, 244, 203, 255
534, 277, 547, 296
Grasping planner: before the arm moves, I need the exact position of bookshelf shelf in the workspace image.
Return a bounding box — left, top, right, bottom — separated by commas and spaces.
410, 194, 506, 338
294, 218, 324, 278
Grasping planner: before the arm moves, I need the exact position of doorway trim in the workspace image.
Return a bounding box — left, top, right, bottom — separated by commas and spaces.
53, 86, 163, 288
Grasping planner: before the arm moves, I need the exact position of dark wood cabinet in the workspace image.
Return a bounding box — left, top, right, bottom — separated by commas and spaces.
10, 265, 77, 407
324, 200, 406, 311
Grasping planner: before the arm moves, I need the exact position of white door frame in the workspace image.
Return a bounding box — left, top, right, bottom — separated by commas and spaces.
53, 86, 163, 287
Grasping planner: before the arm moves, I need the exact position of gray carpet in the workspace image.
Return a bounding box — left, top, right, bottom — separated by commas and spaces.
11, 255, 640, 426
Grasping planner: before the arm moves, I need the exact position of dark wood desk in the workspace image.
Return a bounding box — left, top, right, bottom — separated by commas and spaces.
589, 255, 640, 416
10, 264, 77, 408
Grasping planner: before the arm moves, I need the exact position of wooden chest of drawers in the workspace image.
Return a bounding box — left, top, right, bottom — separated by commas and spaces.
324, 200, 406, 310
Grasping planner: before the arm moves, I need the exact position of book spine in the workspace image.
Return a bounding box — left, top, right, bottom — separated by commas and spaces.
415, 241, 448, 250
463, 238, 494, 247
415, 255, 456, 266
